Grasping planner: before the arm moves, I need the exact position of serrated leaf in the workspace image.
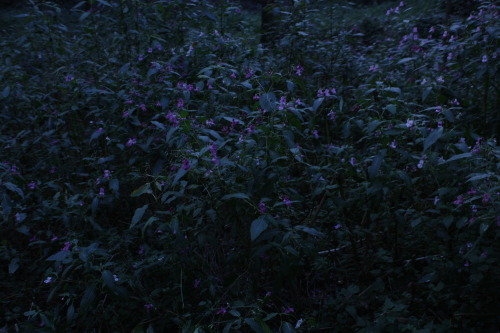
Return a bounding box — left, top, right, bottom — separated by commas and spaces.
440, 152, 472, 164
221, 193, 250, 201
281, 322, 296, 333
46, 251, 71, 262
250, 216, 268, 241
312, 97, 324, 112
130, 204, 148, 229
172, 167, 187, 187
8, 258, 19, 274
368, 151, 385, 179
102, 270, 116, 289
109, 179, 119, 192
396, 57, 415, 65
4, 182, 24, 198
131, 183, 151, 197
259, 93, 276, 112
1, 86, 10, 99
423, 127, 443, 151
151, 121, 165, 130
294, 225, 325, 238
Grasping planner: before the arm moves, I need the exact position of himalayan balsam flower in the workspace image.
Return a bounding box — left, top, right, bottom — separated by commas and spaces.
283, 196, 291, 207
417, 160, 424, 169
103, 170, 111, 179
259, 202, 266, 214
216, 307, 227, 315
28, 181, 36, 190
284, 307, 294, 314
295, 64, 304, 76
61, 242, 72, 251
44, 277, 53, 284
99, 188, 105, 196
406, 119, 414, 128
454, 195, 463, 205
312, 130, 319, 139
349, 157, 357, 166
126, 137, 137, 147
177, 99, 184, 108
182, 159, 190, 171
482, 193, 491, 204
482, 55, 488, 63
144, 304, 154, 310
113, 274, 119, 282
194, 279, 201, 288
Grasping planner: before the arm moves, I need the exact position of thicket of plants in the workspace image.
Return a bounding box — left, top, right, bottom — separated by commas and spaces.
1, 0, 499, 331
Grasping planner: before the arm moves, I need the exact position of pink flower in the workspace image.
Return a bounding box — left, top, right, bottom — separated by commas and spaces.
126, 137, 137, 147
283, 196, 291, 207
216, 307, 227, 315
482, 193, 491, 204
453, 195, 463, 205
99, 188, 105, 196
259, 202, 266, 214
61, 242, 72, 251
182, 159, 190, 171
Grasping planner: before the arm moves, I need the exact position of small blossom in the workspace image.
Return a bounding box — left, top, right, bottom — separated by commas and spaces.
216, 307, 227, 315
389, 140, 397, 149
194, 279, 201, 288
283, 196, 291, 207
406, 119, 414, 128
454, 195, 463, 205
182, 159, 191, 171
349, 157, 357, 166
103, 170, 111, 179
482, 55, 488, 63
434, 196, 440, 205
144, 304, 154, 310
28, 181, 36, 190
295, 64, 304, 76
126, 137, 137, 147
44, 277, 53, 284
312, 130, 319, 139
259, 202, 266, 214
284, 307, 294, 314
177, 99, 184, 108
436, 76, 444, 83
482, 193, 491, 204
113, 274, 119, 282
417, 160, 424, 169
99, 187, 105, 197
61, 242, 72, 251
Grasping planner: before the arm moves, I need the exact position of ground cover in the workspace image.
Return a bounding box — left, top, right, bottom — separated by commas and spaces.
0, 0, 499, 331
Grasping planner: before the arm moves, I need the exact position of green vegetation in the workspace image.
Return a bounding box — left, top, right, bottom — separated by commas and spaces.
1, 0, 499, 331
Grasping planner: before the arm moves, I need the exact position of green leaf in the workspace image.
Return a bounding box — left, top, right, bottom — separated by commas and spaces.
130, 183, 151, 197
109, 179, 119, 192
294, 225, 325, 238
96, 0, 112, 6
423, 127, 443, 151
4, 182, 24, 198
368, 150, 385, 179
101, 270, 116, 289
172, 167, 188, 187
422, 87, 432, 102
466, 172, 495, 182
79, 11, 91, 22
312, 97, 324, 112
250, 216, 268, 241
396, 57, 415, 65
260, 93, 276, 112
383, 87, 401, 94
221, 193, 250, 201
130, 204, 148, 229
245, 318, 264, 333
151, 121, 165, 130
8, 258, 19, 274
46, 251, 71, 262
1, 86, 10, 99
440, 152, 473, 164
281, 322, 296, 333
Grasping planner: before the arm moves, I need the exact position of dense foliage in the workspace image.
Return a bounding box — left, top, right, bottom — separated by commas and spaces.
1, 0, 499, 331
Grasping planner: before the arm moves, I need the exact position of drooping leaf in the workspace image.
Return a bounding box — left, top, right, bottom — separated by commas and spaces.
221, 193, 250, 201
250, 216, 268, 241
130, 204, 148, 229
131, 183, 151, 197
423, 127, 443, 151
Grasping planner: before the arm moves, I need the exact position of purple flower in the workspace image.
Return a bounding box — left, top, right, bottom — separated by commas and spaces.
194, 279, 201, 288
283, 196, 291, 207
349, 157, 356, 166
482, 193, 491, 204
144, 304, 154, 311
61, 242, 72, 252
99, 188, 105, 197
453, 195, 463, 205
284, 307, 294, 314
182, 159, 190, 171
216, 307, 227, 315
177, 99, 184, 108
126, 137, 137, 147
295, 64, 304, 76
482, 55, 488, 63
28, 181, 36, 190
103, 170, 111, 179
259, 202, 266, 214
